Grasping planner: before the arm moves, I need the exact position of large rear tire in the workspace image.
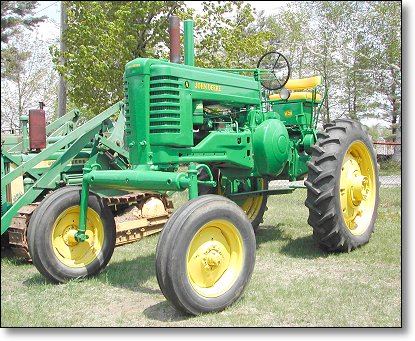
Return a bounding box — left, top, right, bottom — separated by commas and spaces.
28, 186, 116, 283
155, 195, 256, 315
305, 119, 379, 252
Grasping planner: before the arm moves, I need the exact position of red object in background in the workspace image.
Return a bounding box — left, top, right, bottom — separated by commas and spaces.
29, 109, 47, 149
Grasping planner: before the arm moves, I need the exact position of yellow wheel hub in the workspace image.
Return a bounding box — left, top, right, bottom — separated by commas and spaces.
51, 206, 104, 267
62, 227, 78, 246
340, 141, 376, 235
187, 219, 244, 298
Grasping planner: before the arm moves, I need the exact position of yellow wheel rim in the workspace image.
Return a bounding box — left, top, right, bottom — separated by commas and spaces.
240, 179, 265, 221
186, 219, 244, 298
51, 206, 104, 267
340, 141, 376, 236
218, 177, 265, 222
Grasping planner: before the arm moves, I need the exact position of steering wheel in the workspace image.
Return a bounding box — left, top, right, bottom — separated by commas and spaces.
256, 51, 291, 90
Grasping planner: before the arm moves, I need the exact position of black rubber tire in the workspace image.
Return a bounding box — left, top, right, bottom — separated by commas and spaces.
155, 195, 256, 315
155, 197, 197, 311
305, 119, 380, 252
27, 186, 116, 283
198, 167, 268, 232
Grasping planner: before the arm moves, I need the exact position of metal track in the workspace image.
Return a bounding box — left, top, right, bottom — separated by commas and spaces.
108, 193, 173, 246
7, 193, 173, 261
8, 204, 38, 260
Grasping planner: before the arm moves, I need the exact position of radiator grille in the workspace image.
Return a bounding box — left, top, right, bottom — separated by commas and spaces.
123, 80, 131, 139
149, 76, 181, 135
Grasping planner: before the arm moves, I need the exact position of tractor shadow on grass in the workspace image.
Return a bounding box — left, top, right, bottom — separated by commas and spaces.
143, 301, 191, 322
256, 224, 328, 259
0, 247, 30, 264
98, 253, 160, 293
23, 274, 51, 286
101, 253, 190, 322
22, 251, 190, 322
22, 253, 161, 289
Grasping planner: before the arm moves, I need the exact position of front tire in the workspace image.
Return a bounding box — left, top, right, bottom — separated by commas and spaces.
156, 195, 256, 315
28, 186, 116, 283
305, 119, 379, 252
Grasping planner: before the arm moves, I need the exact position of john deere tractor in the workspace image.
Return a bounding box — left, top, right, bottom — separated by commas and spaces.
27, 17, 379, 315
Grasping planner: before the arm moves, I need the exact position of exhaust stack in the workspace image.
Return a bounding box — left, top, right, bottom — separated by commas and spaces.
169, 15, 181, 63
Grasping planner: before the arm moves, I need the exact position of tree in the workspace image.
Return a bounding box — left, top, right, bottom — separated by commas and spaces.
191, 1, 273, 69
1, 1, 46, 44
1, 32, 58, 131
1, 1, 57, 131
52, 1, 189, 118
365, 1, 401, 140
309, 1, 369, 122
53, 1, 271, 117
260, 1, 401, 129
1, 0, 47, 84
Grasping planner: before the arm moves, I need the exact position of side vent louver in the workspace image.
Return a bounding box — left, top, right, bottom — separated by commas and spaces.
123, 80, 131, 139
149, 76, 181, 134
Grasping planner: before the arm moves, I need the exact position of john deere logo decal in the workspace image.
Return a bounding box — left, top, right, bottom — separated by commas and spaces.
194, 82, 222, 92
284, 110, 293, 118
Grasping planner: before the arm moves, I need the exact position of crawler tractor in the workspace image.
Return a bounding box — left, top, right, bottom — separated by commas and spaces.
26, 17, 379, 315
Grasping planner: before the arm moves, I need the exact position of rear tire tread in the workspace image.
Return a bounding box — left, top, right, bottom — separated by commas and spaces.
305, 119, 379, 252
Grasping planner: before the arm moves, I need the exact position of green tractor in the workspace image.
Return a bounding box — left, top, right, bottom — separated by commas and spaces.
26, 17, 379, 315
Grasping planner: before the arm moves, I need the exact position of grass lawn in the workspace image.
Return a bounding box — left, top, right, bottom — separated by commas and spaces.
1, 188, 401, 327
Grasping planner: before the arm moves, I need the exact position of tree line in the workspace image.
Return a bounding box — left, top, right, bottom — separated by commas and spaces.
1, 1, 401, 142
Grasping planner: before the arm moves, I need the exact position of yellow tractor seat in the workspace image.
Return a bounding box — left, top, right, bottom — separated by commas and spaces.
269, 75, 322, 101
269, 92, 321, 101
285, 76, 322, 91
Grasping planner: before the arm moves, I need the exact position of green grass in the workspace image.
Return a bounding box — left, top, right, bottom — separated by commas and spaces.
1, 188, 401, 327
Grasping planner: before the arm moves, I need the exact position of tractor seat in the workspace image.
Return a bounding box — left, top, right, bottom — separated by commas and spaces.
269, 75, 322, 101
284, 76, 322, 91
269, 92, 321, 101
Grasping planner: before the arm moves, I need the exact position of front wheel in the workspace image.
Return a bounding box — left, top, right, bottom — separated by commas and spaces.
305, 119, 379, 252
27, 186, 116, 283
155, 195, 256, 315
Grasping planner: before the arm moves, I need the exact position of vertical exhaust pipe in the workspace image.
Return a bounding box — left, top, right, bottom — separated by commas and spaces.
169, 15, 181, 63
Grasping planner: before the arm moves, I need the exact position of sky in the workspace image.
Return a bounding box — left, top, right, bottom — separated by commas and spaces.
33, 1, 60, 41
